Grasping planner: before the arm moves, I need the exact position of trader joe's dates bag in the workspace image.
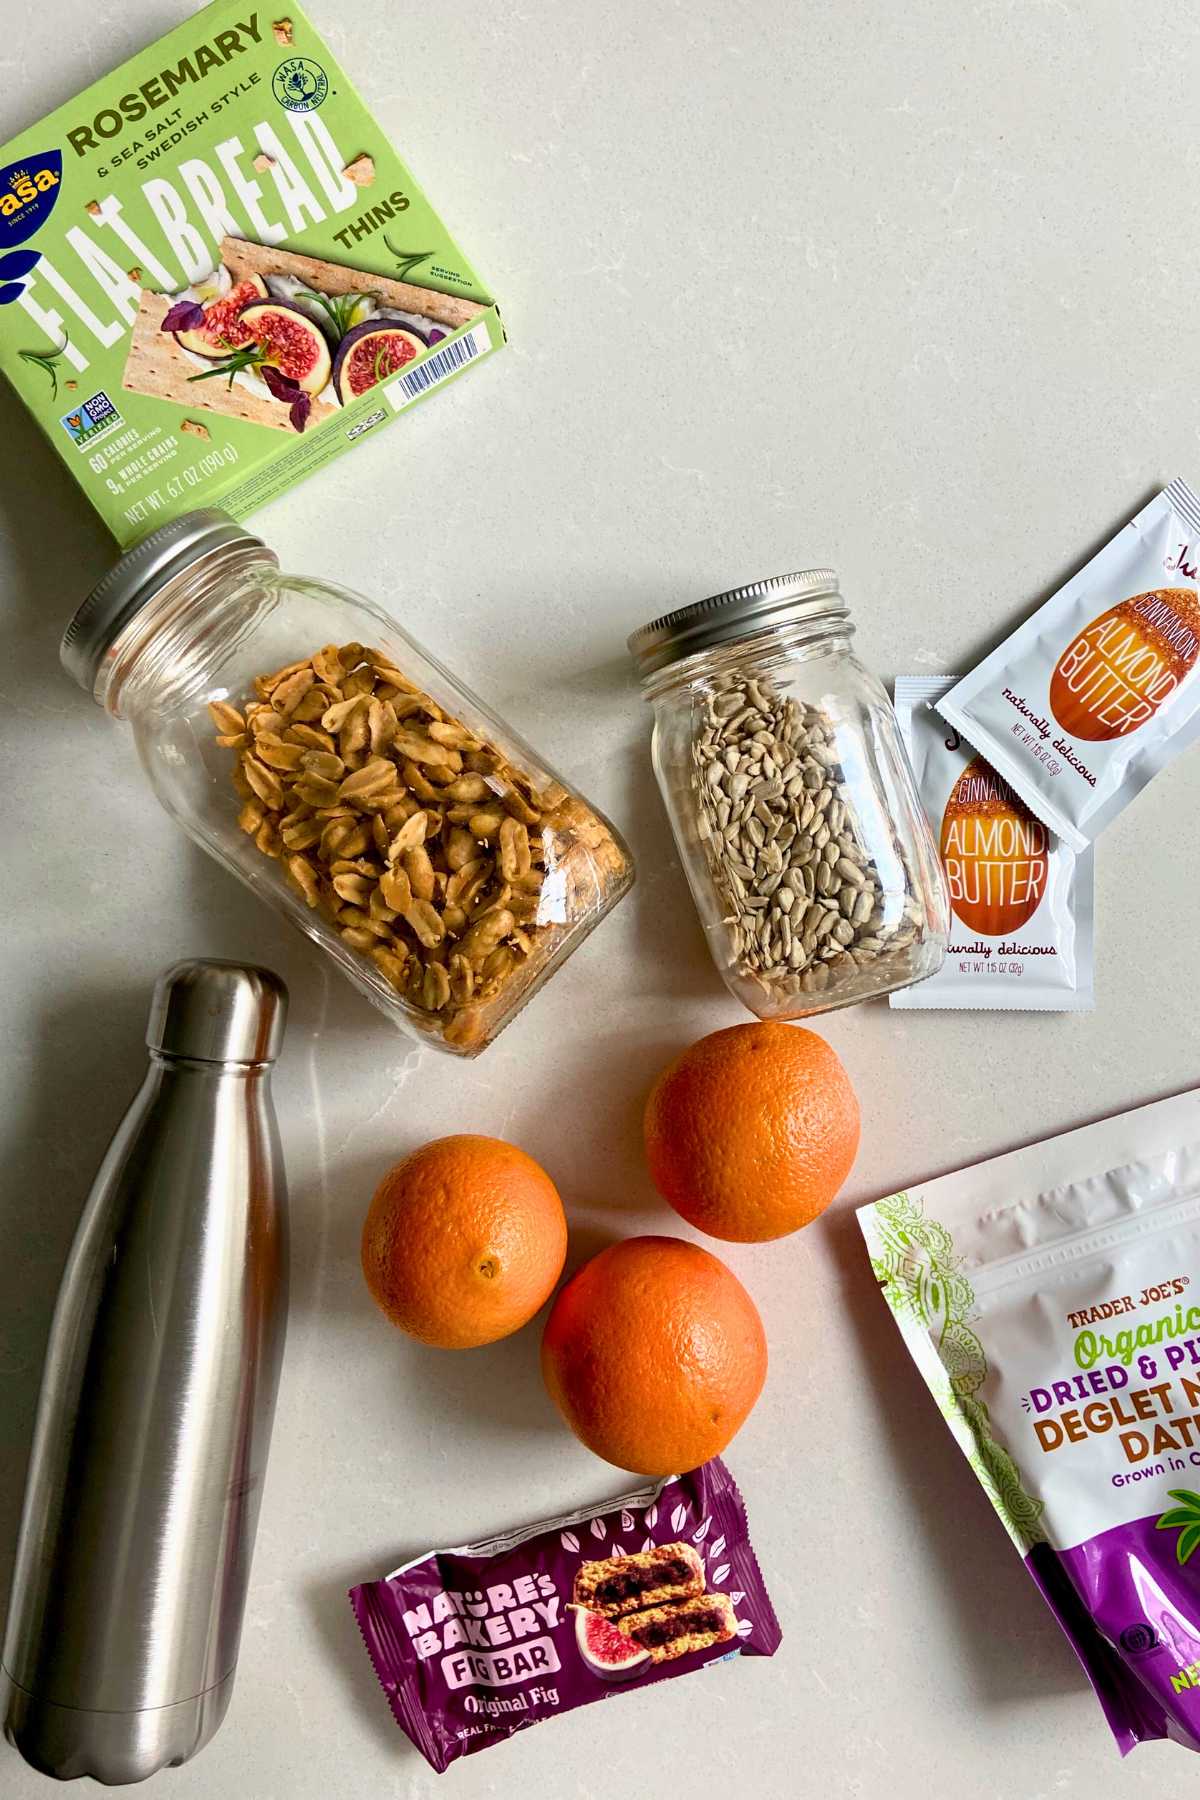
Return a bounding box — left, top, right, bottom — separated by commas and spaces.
938, 481, 1200, 850
859, 1090, 1200, 1757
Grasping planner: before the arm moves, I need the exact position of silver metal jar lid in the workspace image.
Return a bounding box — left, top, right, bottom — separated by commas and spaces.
146, 959, 288, 1065
627, 569, 845, 678
61, 509, 270, 694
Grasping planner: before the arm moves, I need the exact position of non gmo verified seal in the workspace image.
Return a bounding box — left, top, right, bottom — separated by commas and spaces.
60, 390, 121, 449
272, 57, 328, 112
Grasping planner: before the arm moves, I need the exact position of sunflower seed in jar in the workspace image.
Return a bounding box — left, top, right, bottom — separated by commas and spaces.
688, 667, 931, 1008
852, 889, 874, 926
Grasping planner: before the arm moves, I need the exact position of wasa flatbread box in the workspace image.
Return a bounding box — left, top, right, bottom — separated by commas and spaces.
0, 1, 504, 544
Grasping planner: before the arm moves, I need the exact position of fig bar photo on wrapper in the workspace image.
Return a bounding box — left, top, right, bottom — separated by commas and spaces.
350, 1458, 780, 1773
937, 479, 1200, 850
891, 676, 1093, 1010
858, 1089, 1200, 1759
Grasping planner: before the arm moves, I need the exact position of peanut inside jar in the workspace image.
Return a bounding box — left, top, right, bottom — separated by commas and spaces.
209, 642, 622, 1049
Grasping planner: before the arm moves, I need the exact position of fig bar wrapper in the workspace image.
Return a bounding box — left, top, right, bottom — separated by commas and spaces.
0, 0, 503, 547
858, 1088, 1200, 1757
350, 1458, 781, 1773
937, 480, 1200, 850
890, 676, 1093, 1010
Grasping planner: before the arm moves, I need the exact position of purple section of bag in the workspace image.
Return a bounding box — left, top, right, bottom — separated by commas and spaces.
1027, 1513, 1200, 1754
349, 1458, 781, 1773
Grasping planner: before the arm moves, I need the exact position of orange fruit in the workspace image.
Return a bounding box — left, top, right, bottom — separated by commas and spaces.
541, 1235, 767, 1475
644, 1021, 859, 1242
362, 1135, 567, 1349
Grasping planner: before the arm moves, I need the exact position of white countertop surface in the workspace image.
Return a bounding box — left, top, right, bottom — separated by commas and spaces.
3, 1, 1200, 1794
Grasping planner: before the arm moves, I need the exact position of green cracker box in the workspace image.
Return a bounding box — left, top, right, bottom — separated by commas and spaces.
0, 2, 503, 544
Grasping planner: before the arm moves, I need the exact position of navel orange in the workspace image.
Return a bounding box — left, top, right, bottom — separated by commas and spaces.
362, 1135, 567, 1349
540, 1235, 767, 1475
643, 1021, 860, 1242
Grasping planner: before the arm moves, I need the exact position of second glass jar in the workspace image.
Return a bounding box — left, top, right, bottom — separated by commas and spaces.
630, 571, 948, 1018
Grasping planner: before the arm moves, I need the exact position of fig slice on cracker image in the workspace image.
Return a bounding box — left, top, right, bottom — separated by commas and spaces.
236, 301, 332, 395
332, 320, 427, 402
127, 235, 492, 434
172, 275, 268, 358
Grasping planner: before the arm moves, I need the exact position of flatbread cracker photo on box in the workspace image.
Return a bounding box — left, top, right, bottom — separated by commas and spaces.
123, 236, 491, 434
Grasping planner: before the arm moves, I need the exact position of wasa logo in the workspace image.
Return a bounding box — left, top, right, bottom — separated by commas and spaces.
0, 151, 62, 303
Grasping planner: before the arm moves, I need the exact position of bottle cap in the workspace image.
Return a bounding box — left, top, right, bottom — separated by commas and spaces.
61, 510, 273, 695
627, 569, 845, 679
146, 960, 288, 1065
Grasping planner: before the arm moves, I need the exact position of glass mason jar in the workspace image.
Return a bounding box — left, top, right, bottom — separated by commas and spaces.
629, 571, 947, 1018
62, 510, 633, 1057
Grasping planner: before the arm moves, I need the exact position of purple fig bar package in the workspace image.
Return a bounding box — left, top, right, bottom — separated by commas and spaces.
858, 1089, 1200, 1756
350, 1458, 780, 1772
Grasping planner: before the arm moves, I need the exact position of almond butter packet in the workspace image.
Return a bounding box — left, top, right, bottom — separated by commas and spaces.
938, 481, 1200, 851
891, 677, 1093, 1010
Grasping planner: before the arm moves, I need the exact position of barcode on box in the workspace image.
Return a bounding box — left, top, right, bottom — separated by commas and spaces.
386, 321, 492, 411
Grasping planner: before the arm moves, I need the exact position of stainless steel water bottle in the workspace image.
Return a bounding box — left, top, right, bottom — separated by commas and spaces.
2, 959, 289, 1784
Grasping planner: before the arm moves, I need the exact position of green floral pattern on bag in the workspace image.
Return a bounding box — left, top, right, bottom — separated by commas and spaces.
870, 1191, 1046, 1550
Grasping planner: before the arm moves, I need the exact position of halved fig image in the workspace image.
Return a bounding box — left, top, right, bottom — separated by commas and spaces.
332, 319, 428, 402
238, 300, 333, 394
173, 275, 268, 358
573, 1607, 649, 1681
